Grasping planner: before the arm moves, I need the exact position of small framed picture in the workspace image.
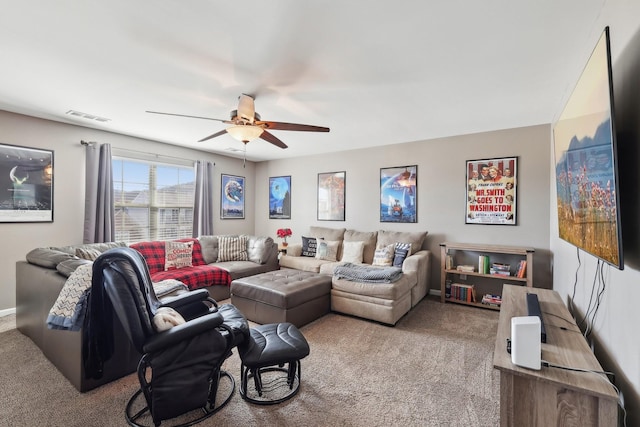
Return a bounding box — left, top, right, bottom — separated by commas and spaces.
465, 156, 517, 225
0, 143, 53, 223
220, 174, 245, 219
269, 175, 291, 219
380, 165, 417, 223
317, 171, 345, 221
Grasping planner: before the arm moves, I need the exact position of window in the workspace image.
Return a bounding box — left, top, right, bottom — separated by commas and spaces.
113, 157, 195, 242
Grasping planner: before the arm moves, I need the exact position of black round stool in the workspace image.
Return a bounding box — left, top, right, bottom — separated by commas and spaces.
238, 322, 310, 405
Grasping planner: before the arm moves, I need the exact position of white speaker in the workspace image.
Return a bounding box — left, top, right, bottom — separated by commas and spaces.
511, 316, 541, 370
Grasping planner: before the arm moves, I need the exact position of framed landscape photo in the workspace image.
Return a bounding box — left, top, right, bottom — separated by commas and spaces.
465, 156, 517, 225
220, 174, 245, 219
269, 175, 291, 219
0, 143, 53, 223
380, 165, 417, 223
317, 171, 345, 221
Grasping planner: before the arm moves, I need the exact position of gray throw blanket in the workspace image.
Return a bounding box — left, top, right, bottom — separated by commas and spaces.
334, 262, 403, 284
46, 264, 188, 331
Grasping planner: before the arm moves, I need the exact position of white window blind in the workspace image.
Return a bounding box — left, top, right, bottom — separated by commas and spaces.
112, 157, 195, 242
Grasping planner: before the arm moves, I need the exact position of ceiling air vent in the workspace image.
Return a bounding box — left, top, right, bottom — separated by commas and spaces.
65, 110, 111, 123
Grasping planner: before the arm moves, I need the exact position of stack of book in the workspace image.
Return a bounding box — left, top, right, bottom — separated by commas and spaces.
490, 262, 511, 276
515, 260, 527, 278
450, 283, 476, 303
481, 294, 502, 307
478, 255, 490, 274
456, 265, 475, 273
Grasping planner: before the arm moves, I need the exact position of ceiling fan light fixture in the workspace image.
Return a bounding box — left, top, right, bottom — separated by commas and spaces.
226, 125, 264, 143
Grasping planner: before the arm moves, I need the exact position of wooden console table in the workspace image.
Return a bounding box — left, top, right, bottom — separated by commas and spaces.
493, 285, 618, 426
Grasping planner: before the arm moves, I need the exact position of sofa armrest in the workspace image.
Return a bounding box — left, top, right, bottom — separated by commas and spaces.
286, 244, 302, 257
402, 250, 431, 305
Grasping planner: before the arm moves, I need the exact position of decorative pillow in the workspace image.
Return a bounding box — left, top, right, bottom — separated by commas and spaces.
393, 242, 411, 267
164, 241, 194, 271
315, 239, 340, 261
75, 247, 102, 261
341, 241, 365, 263
372, 244, 395, 266
217, 235, 249, 262
153, 307, 186, 331
301, 236, 321, 257
247, 235, 274, 264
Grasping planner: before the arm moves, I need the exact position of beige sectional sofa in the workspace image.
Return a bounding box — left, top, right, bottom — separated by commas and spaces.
279, 226, 431, 325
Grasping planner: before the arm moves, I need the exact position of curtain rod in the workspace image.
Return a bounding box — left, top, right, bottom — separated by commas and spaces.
80, 141, 214, 165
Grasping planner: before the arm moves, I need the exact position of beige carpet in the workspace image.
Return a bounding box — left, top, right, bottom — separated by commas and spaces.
0, 298, 500, 426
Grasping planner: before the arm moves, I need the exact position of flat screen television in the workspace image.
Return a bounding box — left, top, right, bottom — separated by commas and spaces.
553, 26, 623, 269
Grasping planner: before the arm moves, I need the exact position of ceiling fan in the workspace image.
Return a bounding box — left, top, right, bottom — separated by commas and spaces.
147, 94, 330, 149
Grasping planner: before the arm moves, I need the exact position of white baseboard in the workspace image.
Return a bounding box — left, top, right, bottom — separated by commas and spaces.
429, 289, 441, 297
0, 307, 16, 317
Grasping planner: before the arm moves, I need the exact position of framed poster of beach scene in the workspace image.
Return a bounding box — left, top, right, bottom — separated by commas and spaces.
0, 143, 53, 223
465, 156, 517, 225
220, 174, 245, 219
317, 171, 345, 221
380, 165, 417, 223
269, 175, 291, 219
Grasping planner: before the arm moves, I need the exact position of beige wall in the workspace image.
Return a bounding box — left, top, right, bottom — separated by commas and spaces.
255, 124, 552, 292
0, 110, 255, 310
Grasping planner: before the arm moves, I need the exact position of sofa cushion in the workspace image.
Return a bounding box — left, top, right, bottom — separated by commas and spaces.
26, 248, 75, 269
377, 230, 428, 255
341, 241, 365, 263
54, 241, 127, 255
75, 247, 102, 261
164, 240, 194, 271
56, 258, 93, 277
344, 230, 377, 264
372, 244, 395, 266
247, 236, 274, 264
198, 235, 219, 264
217, 235, 249, 262
301, 236, 319, 257
393, 243, 411, 267
316, 240, 340, 261
309, 226, 346, 242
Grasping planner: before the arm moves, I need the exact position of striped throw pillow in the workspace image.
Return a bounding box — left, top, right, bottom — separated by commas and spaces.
217, 235, 249, 262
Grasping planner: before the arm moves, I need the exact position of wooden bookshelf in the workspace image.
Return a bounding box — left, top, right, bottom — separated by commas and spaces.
440, 242, 534, 310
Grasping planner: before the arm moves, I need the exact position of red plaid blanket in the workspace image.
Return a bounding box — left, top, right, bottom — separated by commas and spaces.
130, 239, 231, 290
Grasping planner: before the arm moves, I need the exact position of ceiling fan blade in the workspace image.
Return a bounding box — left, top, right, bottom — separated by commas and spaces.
198, 129, 228, 142
146, 110, 230, 123
260, 130, 288, 149
257, 120, 330, 132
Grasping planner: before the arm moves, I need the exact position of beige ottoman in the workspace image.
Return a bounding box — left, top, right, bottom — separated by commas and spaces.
230, 270, 332, 327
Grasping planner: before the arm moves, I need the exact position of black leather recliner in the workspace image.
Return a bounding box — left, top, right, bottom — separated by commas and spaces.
89, 247, 245, 427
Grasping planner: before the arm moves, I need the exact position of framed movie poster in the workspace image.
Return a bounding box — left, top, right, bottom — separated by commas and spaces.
269, 175, 291, 219
220, 174, 245, 219
0, 143, 53, 223
317, 171, 345, 221
465, 157, 517, 225
380, 165, 417, 223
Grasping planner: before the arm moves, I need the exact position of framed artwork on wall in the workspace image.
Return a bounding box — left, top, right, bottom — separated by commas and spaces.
269, 175, 291, 219
380, 165, 417, 223
220, 174, 245, 219
317, 171, 345, 221
465, 156, 517, 225
0, 143, 53, 223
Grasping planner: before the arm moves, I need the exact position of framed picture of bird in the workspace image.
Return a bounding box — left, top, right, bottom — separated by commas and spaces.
0, 143, 53, 223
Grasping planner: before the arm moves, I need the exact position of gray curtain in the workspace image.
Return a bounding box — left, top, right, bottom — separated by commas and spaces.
83, 143, 115, 243
193, 160, 214, 237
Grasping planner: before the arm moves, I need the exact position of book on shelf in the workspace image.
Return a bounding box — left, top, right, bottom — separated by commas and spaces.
515, 260, 527, 278
491, 262, 510, 271
481, 293, 502, 306
456, 265, 475, 273
445, 254, 454, 270
478, 255, 490, 274
489, 268, 511, 276
450, 283, 476, 303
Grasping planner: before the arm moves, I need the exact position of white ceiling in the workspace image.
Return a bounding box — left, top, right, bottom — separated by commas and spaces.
0, 0, 608, 161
